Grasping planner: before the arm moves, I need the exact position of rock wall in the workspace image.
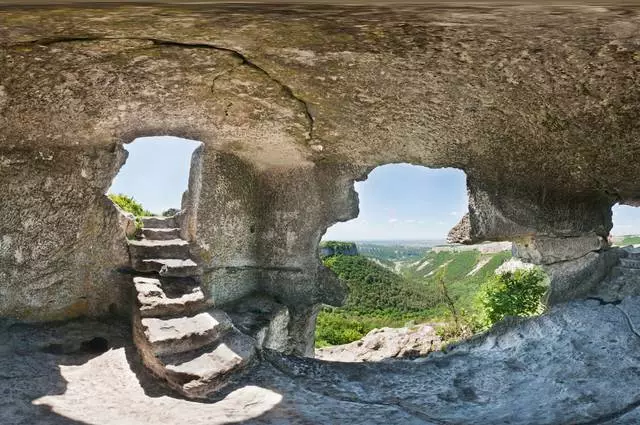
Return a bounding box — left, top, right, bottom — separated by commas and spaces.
1, 3, 639, 352
0, 145, 131, 320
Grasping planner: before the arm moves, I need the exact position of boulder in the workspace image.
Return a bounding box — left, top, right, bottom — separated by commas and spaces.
315, 324, 442, 362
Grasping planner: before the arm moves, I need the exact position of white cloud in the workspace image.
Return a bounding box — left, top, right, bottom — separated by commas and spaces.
388, 218, 398, 223
404, 219, 416, 223
450, 211, 459, 216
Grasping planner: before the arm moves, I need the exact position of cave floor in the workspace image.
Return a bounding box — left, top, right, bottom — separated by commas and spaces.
2, 298, 640, 425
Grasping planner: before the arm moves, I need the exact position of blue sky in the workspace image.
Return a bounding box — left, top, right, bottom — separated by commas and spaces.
612, 204, 640, 236
107, 136, 201, 214
323, 164, 468, 241
109, 137, 640, 238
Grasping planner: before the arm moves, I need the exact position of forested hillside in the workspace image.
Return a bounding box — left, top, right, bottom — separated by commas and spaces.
316, 247, 513, 347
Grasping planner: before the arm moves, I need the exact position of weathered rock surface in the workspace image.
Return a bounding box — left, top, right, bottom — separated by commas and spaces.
3, 296, 640, 424
545, 249, 621, 304
2, 2, 640, 327
315, 324, 442, 362
0, 146, 131, 321
592, 247, 640, 303
513, 234, 606, 265
133, 276, 209, 317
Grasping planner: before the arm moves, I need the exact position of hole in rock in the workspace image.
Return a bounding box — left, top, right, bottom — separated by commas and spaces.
611, 203, 640, 247
107, 136, 202, 219
80, 337, 110, 354
316, 164, 544, 362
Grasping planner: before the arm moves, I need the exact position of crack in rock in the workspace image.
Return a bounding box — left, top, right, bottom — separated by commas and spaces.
616, 304, 640, 340
8, 36, 316, 142
585, 296, 622, 306
263, 354, 454, 425
571, 395, 640, 425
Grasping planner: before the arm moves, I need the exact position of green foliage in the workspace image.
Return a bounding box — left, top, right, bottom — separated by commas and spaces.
323, 254, 441, 316
317, 254, 445, 346
401, 250, 512, 316
316, 246, 546, 350
621, 235, 640, 246
477, 269, 547, 325
315, 310, 375, 347
320, 241, 357, 251
108, 193, 153, 217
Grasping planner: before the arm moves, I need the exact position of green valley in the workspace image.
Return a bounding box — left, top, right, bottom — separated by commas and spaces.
316, 242, 515, 347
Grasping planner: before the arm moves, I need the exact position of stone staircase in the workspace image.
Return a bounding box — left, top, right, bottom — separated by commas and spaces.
593, 246, 640, 302
128, 216, 257, 399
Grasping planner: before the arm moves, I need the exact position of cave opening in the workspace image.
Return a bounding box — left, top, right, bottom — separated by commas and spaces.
107, 136, 202, 219
611, 203, 640, 247
315, 163, 540, 361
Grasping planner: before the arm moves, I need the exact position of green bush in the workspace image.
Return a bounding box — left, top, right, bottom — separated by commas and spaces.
108, 194, 153, 217
477, 269, 547, 325
315, 310, 372, 347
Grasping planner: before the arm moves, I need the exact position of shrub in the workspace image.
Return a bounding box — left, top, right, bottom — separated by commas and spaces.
108, 193, 153, 217
315, 309, 373, 347
477, 268, 547, 325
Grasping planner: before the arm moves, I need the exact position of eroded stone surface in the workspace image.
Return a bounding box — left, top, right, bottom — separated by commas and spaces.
545, 249, 621, 304
315, 324, 442, 362
3, 297, 640, 424
513, 234, 606, 265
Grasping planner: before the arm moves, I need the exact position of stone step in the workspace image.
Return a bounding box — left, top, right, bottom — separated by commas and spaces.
133, 276, 209, 318
141, 228, 181, 241
141, 216, 178, 229
620, 258, 640, 269
133, 258, 201, 277
161, 330, 257, 399
138, 310, 233, 356
128, 239, 190, 261
609, 265, 640, 279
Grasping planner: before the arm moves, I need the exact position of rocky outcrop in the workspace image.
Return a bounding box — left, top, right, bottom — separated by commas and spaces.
319, 241, 359, 258
315, 324, 442, 362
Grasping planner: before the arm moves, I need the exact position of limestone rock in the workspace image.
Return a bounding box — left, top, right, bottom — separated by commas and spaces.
5, 297, 640, 424
447, 213, 472, 244
113, 205, 138, 239
513, 234, 606, 265
133, 276, 209, 318
139, 310, 233, 356
315, 324, 442, 362
544, 249, 620, 304
226, 294, 291, 352
3, 3, 639, 328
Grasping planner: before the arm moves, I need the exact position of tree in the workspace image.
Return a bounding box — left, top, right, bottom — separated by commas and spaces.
478, 269, 547, 325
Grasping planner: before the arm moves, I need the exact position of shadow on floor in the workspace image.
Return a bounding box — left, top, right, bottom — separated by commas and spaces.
0, 317, 133, 425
